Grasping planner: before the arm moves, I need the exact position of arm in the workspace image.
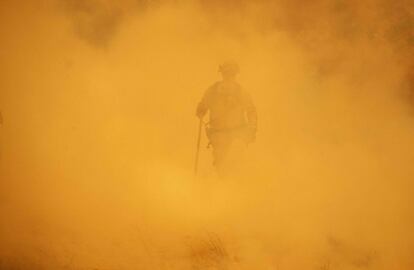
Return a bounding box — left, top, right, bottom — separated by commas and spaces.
243, 92, 257, 143
244, 92, 257, 130
196, 87, 212, 119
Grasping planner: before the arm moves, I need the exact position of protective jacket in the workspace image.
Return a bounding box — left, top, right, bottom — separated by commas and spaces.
196, 81, 257, 131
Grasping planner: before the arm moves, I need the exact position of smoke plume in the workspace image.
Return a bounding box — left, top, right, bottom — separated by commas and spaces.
0, 0, 413, 269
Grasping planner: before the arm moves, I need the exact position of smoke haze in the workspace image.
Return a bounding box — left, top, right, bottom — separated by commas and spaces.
0, 0, 413, 269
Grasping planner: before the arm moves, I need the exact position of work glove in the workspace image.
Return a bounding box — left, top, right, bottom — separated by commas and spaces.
196, 103, 207, 119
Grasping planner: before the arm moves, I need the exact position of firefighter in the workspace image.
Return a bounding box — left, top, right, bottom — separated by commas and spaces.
196, 61, 257, 175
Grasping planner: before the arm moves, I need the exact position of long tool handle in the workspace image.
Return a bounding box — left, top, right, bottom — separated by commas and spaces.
193, 118, 203, 178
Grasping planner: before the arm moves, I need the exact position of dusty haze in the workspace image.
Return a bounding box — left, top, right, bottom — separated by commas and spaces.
0, 0, 413, 269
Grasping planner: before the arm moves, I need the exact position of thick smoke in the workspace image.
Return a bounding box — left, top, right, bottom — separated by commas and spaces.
0, 0, 413, 269
60, 0, 125, 48
58, 0, 157, 48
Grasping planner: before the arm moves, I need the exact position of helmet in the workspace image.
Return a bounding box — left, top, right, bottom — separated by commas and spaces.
218, 60, 240, 75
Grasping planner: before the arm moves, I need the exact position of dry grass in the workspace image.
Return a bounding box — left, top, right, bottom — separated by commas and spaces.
186, 233, 233, 270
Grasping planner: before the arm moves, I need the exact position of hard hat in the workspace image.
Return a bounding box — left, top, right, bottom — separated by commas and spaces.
219, 60, 240, 75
